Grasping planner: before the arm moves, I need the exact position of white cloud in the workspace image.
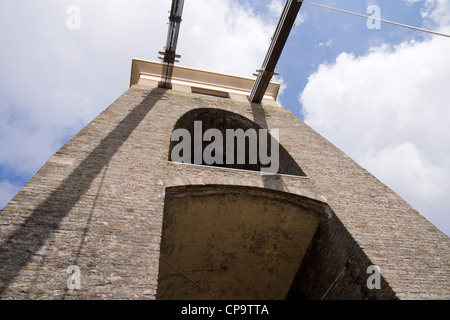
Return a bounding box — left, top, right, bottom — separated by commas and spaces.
361, 142, 448, 204
295, 12, 307, 26
421, 0, 450, 31
360, 142, 450, 237
300, 3, 450, 235
318, 39, 333, 47
0, 0, 276, 209
268, 0, 306, 26
271, 75, 287, 108
268, 0, 284, 17
179, 0, 275, 76
0, 0, 168, 178
404, 0, 422, 5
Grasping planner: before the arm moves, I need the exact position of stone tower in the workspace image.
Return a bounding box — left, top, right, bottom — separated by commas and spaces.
0, 59, 449, 300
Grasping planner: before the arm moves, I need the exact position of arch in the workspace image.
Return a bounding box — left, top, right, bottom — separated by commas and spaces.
168, 108, 305, 176
156, 185, 325, 300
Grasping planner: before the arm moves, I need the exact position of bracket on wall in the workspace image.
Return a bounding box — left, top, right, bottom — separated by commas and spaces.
158, 0, 185, 89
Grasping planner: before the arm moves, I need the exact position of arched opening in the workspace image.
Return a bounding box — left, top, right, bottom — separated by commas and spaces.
156, 185, 325, 300
168, 108, 305, 176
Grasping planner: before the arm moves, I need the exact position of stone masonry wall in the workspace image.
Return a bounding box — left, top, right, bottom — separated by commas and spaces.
0, 84, 448, 299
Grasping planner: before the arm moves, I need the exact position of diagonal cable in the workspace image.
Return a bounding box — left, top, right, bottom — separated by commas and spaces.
299, 0, 450, 38
160, 257, 221, 300
321, 264, 347, 300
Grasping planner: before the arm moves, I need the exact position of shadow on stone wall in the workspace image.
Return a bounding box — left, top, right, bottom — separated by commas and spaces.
0, 88, 164, 297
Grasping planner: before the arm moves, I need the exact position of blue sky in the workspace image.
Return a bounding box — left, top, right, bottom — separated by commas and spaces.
275, 0, 424, 116
0, 0, 449, 235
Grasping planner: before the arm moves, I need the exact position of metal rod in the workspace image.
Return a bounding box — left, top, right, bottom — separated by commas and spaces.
249, 0, 303, 103
159, 0, 185, 89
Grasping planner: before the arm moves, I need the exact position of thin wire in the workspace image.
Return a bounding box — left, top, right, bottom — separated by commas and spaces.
299, 0, 450, 38
160, 257, 221, 300
321, 265, 346, 300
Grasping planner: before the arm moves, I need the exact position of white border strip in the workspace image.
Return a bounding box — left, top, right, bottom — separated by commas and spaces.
167, 161, 309, 179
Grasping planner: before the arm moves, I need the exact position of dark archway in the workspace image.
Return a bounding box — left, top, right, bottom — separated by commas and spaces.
168, 108, 305, 176
157, 185, 325, 300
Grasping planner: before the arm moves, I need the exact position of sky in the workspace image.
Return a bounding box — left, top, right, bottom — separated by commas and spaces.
0, 0, 449, 235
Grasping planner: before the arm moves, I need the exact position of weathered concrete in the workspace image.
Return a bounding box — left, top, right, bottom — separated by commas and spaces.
158, 185, 324, 300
